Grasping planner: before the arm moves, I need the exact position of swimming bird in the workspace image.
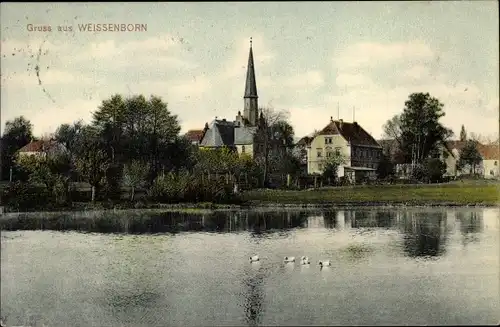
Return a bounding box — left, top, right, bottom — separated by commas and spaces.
284, 256, 295, 263
318, 260, 331, 267
301, 256, 310, 265
249, 255, 260, 262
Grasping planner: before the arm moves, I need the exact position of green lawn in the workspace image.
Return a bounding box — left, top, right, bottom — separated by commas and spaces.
241, 180, 500, 206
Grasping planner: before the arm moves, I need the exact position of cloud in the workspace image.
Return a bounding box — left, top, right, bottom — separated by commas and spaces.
3, 69, 94, 87
284, 70, 324, 88
402, 65, 430, 79
336, 73, 374, 88
334, 40, 434, 70
73, 34, 196, 69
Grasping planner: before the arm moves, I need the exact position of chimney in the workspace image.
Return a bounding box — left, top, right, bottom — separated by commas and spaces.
330, 116, 333, 122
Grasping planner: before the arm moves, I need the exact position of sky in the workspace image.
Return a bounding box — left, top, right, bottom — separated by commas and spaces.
1, 2, 499, 141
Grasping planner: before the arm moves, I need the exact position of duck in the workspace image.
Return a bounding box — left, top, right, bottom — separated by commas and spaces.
249, 255, 260, 262
284, 256, 295, 263
318, 260, 331, 267
301, 256, 310, 264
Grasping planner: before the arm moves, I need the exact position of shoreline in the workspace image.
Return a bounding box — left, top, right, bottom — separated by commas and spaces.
0, 200, 498, 217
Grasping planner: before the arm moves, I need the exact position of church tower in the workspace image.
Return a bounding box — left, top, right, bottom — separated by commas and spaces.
243, 37, 259, 126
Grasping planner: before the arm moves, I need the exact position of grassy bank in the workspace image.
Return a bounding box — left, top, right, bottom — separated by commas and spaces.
241, 181, 500, 207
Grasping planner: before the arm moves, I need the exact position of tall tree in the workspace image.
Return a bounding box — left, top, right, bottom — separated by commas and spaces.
254, 107, 294, 187
459, 125, 467, 142
1, 116, 34, 180
74, 126, 110, 203
397, 92, 453, 164
54, 120, 84, 155
457, 139, 482, 174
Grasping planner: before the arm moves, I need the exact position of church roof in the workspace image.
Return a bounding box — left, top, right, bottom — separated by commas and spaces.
200, 119, 257, 147
244, 39, 258, 99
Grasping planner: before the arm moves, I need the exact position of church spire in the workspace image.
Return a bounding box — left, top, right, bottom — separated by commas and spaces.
244, 37, 258, 98
243, 37, 258, 126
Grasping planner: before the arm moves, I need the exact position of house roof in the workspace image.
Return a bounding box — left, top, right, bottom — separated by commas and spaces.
318, 120, 381, 147
200, 119, 235, 147
185, 129, 204, 143
17, 140, 65, 153
478, 144, 499, 160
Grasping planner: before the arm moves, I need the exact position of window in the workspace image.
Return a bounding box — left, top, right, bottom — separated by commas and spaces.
241, 145, 246, 154
317, 149, 323, 157
491, 170, 495, 176
327, 151, 333, 157
335, 147, 341, 155
325, 137, 332, 144
495, 161, 498, 166
318, 163, 324, 171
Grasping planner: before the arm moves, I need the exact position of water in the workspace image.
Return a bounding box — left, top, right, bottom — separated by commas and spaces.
1, 207, 499, 326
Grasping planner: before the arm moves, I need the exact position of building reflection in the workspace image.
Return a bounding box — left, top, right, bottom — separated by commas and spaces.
340, 210, 396, 229
322, 210, 338, 229
401, 211, 448, 258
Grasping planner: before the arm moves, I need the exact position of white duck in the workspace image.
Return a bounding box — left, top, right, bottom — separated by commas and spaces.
318, 260, 331, 267
301, 256, 310, 264
284, 256, 295, 263
249, 255, 260, 262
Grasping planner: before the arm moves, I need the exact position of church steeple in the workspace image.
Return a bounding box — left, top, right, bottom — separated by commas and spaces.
243, 37, 258, 126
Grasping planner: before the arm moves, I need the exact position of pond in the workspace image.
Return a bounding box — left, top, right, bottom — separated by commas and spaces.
1, 207, 499, 326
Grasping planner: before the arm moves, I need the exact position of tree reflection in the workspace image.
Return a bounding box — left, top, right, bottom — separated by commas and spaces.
402, 211, 448, 258
456, 210, 483, 246
241, 264, 266, 326
322, 210, 338, 229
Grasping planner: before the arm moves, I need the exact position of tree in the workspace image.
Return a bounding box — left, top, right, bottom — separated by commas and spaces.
459, 125, 467, 142
74, 126, 110, 203
396, 93, 453, 164
54, 120, 84, 155
321, 151, 346, 182
1, 116, 34, 180
376, 153, 395, 180
457, 139, 482, 174
254, 107, 295, 187
123, 160, 149, 201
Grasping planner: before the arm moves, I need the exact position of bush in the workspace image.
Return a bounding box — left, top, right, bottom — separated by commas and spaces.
2, 181, 51, 211
148, 171, 238, 204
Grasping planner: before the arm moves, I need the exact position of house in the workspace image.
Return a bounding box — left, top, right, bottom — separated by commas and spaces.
17, 139, 67, 159
184, 129, 205, 146
478, 143, 499, 178
441, 140, 468, 177
305, 117, 382, 182
199, 38, 265, 159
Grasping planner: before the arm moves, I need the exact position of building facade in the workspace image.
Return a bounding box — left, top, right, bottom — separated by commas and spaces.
305, 118, 382, 181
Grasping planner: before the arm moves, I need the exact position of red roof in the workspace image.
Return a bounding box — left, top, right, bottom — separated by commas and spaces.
18, 140, 62, 153
185, 129, 204, 142
478, 144, 499, 160
318, 120, 380, 147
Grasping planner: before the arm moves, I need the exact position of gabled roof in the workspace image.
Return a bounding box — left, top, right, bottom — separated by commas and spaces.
478, 144, 499, 160
185, 129, 204, 143
200, 119, 235, 147
17, 140, 67, 154
318, 120, 381, 147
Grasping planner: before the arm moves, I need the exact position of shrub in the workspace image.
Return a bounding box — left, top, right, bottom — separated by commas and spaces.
2, 181, 51, 211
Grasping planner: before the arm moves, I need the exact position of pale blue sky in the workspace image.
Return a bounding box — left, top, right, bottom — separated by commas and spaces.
1, 2, 498, 140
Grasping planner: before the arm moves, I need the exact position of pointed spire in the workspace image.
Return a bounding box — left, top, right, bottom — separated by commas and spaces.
244, 37, 258, 99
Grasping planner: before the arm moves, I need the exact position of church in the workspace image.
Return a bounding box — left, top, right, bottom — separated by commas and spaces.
185, 38, 265, 158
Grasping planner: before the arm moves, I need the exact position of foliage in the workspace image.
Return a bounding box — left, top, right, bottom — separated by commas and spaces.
2, 181, 51, 210
384, 93, 453, 164
54, 120, 84, 155
1, 116, 34, 180
123, 160, 150, 200
457, 139, 482, 174
321, 151, 346, 181
376, 153, 395, 179
459, 125, 467, 142
411, 158, 447, 183
148, 171, 237, 204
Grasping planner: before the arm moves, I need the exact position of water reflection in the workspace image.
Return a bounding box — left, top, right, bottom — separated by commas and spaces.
0, 210, 310, 235
323, 210, 338, 229
456, 210, 484, 246
401, 211, 448, 258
